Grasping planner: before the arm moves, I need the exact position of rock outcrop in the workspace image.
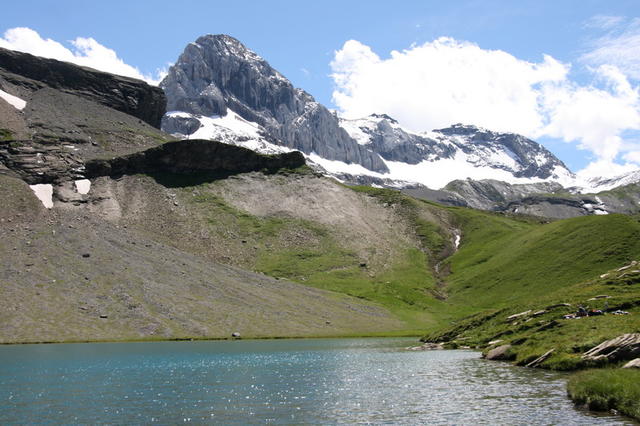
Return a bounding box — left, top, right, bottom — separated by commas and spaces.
0, 140, 85, 184
0, 48, 173, 184
86, 139, 306, 179
160, 34, 387, 172
404, 177, 640, 218
0, 47, 166, 127
485, 344, 513, 360
582, 334, 640, 362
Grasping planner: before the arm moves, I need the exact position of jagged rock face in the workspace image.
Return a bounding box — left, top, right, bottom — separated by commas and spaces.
0, 48, 166, 127
161, 35, 388, 173
340, 115, 571, 180
436, 124, 569, 179
0, 140, 85, 184
85, 139, 306, 179
161, 114, 201, 136
404, 178, 640, 219
341, 113, 455, 165
444, 179, 565, 210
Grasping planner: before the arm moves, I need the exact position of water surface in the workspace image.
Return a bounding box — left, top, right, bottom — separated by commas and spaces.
0, 338, 631, 424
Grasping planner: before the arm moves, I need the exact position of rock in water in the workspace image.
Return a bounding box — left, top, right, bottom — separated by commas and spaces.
406, 342, 444, 351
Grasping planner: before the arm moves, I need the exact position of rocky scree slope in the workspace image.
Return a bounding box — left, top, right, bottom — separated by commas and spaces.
0, 174, 404, 343
0, 50, 411, 342
160, 34, 387, 172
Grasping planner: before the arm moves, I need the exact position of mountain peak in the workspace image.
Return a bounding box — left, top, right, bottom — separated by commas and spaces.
161, 34, 390, 173
192, 34, 264, 63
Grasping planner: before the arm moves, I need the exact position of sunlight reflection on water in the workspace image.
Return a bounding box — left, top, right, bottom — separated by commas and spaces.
0, 338, 632, 424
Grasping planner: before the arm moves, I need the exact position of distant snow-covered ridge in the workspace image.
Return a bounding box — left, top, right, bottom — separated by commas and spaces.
158, 34, 640, 194
162, 109, 640, 193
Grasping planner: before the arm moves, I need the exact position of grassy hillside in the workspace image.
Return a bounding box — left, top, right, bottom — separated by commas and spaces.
444, 211, 640, 311
0, 175, 407, 343
3, 165, 640, 345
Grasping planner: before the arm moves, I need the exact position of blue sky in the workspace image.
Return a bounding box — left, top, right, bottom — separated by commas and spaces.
2, 0, 640, 176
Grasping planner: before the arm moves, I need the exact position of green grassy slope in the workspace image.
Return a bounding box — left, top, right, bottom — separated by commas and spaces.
568, 369, 640, 420
445, 211, 640, 311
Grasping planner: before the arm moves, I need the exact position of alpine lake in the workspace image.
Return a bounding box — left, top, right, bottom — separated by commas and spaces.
0, 338, 633, 424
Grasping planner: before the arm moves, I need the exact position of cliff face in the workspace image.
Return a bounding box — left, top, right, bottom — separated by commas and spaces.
0, 47, 166, 127
0, 47, 174, 184
85, 139, 306, 179
161, 35, 388, 172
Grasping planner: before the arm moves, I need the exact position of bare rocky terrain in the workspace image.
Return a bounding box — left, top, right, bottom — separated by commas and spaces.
0, 175, 405, 343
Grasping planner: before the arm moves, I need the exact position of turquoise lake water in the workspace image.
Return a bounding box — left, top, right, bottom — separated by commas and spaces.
0, 338, 631, 424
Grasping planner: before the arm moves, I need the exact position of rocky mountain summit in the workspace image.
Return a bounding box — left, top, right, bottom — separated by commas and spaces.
160, 35, 582, 191
160, 34, 387, 172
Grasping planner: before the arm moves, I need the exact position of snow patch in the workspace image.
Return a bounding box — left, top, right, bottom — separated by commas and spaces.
74, 179, 91, 194
308, 152, 551, 189
339, 119, 373, 145
0, 89, 26, 110
166, 111, 195, 119
29, 184, 53, 208
166, 109, 293, 156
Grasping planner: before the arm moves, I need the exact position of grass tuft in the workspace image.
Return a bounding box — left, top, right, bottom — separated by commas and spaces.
568, 369, 640, 420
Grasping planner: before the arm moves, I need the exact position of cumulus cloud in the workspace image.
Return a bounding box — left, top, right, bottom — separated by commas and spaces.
0, 27, 164, 85
330, 37, 640, 178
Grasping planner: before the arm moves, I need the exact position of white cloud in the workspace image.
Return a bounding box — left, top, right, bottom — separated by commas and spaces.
0, 27, 164, 85
583, 15, 625, 30
581, 17, 640, 80
330, 37, 640, 179
331, 38, 567, 135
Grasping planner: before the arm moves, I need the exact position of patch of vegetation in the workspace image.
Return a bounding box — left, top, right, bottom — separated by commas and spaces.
0, 128, 14, 142
568, 369, 640, 420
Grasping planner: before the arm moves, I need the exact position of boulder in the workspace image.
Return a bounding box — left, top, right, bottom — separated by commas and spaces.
622, 358, 640, 368
582, 333, 640, 362
231, 332, 241, 338
485, 344, 512, 360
